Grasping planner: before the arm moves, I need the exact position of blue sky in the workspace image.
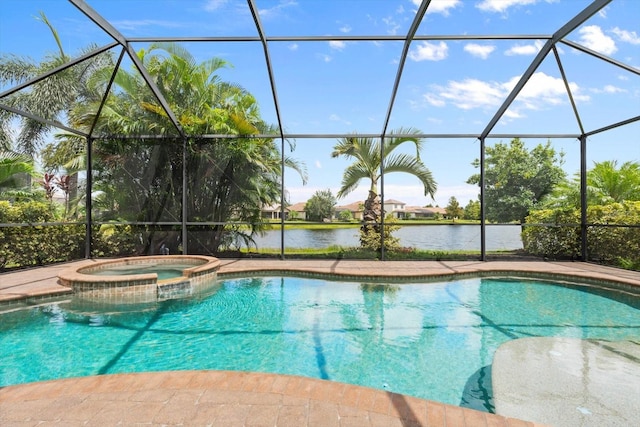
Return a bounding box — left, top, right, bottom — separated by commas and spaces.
1, 0, 639, 207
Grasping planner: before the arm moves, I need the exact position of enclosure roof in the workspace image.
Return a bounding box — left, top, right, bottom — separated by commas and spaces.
0, 0, 639, 142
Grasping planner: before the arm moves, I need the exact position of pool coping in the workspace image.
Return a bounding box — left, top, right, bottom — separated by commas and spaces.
2, 259, 640, 309
56, 255, 221, 303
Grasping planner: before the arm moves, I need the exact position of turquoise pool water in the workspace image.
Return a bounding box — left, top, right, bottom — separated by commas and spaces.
1, 276, 638, 412
89, 264, 192, 280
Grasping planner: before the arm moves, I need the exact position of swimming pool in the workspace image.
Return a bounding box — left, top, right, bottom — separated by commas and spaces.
0, 275, 638, 412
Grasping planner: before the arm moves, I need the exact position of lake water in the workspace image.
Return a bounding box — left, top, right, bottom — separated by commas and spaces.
254, 224, 523, 251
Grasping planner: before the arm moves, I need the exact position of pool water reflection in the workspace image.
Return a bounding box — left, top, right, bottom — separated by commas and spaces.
0, 276, 637, 412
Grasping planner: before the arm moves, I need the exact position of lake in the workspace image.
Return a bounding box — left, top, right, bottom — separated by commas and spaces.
253, 224, 523, 251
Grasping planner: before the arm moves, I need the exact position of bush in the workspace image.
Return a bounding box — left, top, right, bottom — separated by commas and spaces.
0, 201, 140, 269
0, 201, 84, 269
338, 210, 353, 222
91, 224, 138, 257
522, 208, 581, 259
359, 216, 401, 252
523, 202, 640, 269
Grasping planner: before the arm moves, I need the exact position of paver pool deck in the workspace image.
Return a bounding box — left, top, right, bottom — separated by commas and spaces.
2, 259, 639, 426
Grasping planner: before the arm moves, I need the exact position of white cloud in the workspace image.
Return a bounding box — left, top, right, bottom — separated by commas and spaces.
508, 72, 581, 107
382, 16, 401, 35
578, 25, 617, 55
204, 0, 227, 12
503, 108, 524, 119
317, 54, 332, 62
424, 93, 446, 107
329, 40, 346, 51
425, 0, 462, 16
339, 24, 352, 34
464, 43, 495, 59
258, 0, 298, 19
408, 41, 448, 61
611, 27, 640, 45
329, 114, 351, 125
592, 85, 626, 94
315, 160, 322, 169
437, 78, 506, 110
476, 0, 537, 13
424, 72, 588, 117
288, 43, 298, 51
505, 40, 544, 56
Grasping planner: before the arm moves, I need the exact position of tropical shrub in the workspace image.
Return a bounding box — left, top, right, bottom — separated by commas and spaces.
359, 215, 401, 253
523, 201, 640, 269
522, 208, 581, 259
91, 224, 138, 258
0, 201, 84, 269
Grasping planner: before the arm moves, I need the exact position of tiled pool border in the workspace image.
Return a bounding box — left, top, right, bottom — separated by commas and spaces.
57, 255, 221, 303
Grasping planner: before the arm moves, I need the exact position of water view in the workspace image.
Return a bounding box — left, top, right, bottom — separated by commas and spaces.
254, 224, 523, 251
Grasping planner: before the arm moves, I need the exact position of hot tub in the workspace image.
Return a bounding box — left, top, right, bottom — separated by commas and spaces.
58, 255, 221, 303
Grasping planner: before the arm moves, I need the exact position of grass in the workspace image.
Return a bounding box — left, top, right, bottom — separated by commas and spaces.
264, 219, 481, 230
238, 245, 524, 261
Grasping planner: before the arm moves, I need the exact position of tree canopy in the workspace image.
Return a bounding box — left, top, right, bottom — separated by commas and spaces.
305, 189, 336, 222
331, 127, 436, 200
74, 43, 306, 253
542, 160, 640, 208
467, 138, 565, 223
331, 128, 437, 249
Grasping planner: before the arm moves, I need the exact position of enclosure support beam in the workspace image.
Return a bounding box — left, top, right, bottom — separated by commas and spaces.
380, 136, 386, 261
480, 0, 612, 139
182, 137, 188, 255
580, 135, 588, 261
85, 137, 93, 259
480, 137, 486, 261
280, 138, 285, 260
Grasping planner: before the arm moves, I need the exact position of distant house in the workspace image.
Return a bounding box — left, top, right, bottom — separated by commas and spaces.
334, 201, 364, 220
381, 199, 446, 219
404, 206, 448, 219
261, 204, 285, 220
287, 202, 307, 220
384, 199, 406, 218
261, 202, 307, 220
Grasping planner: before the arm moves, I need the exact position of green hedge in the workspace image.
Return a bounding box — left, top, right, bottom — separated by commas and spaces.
523, 201, 640, 269
0, 201, 138, 270
0, 201, 84, 269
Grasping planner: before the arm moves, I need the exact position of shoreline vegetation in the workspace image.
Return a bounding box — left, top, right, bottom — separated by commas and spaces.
266, 219, 484, 230
234, 246, 529, 261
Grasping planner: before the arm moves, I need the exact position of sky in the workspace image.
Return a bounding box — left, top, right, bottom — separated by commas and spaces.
1, 0, 639, 208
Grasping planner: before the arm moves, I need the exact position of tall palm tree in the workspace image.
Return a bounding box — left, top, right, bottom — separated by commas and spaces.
1, 13, 113, 214
0, 12, 111, 157
331, 127, 436, 249
67, 42, 307, 254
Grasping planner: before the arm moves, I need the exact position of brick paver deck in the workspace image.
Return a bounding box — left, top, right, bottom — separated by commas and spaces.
1, 371, 547, 426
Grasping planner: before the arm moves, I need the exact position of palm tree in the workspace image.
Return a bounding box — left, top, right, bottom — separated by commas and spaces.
67, 42, 306, 254
587, 160, 640, 203
0, 152, 36, 200
331, 127, 436, 249
543, 160, 640, 208
1, 13, 113, 213
0, 12, 111, 157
